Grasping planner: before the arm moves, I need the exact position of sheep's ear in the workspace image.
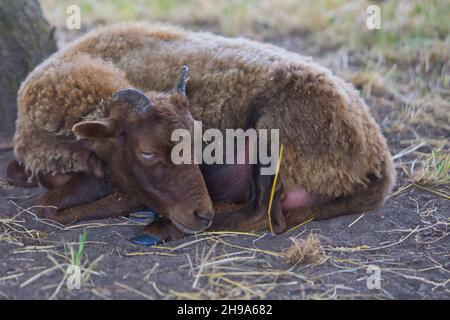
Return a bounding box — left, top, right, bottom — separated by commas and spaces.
72, 118, 118, 139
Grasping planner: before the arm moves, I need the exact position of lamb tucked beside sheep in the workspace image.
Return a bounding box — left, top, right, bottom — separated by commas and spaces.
9, 22, 395, 243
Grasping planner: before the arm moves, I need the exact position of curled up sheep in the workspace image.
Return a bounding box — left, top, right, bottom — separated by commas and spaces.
6, 23, 395, 245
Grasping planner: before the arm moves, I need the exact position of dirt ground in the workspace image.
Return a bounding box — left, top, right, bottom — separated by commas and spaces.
0, 30, 449, 299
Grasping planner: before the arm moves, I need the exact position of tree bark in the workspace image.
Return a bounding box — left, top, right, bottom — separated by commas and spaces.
0, 0, 57, 138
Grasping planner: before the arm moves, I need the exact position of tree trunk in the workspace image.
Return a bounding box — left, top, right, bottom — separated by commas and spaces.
0, 0, 57, 138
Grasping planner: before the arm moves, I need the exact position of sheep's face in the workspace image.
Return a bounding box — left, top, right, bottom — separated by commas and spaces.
73, 81, 214, 234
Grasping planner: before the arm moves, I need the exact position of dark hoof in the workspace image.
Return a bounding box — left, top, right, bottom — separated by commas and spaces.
130, 234, 161, 246
35, 206, 57, 220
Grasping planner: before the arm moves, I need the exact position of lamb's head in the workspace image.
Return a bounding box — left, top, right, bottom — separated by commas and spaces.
72, 66, 214, 234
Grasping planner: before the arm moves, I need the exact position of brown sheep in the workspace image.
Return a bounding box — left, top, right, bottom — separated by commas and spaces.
10, 62, 215, 234
9, 22, 395, 245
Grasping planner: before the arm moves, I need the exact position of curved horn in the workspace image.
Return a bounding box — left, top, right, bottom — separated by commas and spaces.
175, 65, 189, 95
112, 88, 153, 113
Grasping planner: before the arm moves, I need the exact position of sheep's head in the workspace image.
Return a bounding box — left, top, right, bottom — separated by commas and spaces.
72, 66, 213, 234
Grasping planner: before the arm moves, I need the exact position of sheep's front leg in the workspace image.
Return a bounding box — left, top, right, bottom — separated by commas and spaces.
36, 173, 114, 222
47, 193, 141, 225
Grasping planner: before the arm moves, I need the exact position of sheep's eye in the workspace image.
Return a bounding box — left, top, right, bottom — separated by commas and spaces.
139, 151, 156, 161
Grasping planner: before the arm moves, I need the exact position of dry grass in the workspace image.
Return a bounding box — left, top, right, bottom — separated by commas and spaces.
19, 245, 104, 300
408, 149, 450, 188
401, 148, 450, 200
165, 239, 299, 299
0, 212, 47, 246
40, 0, 352, 39
284, 233, 327, 266
0, 210, 105, 299
1, 202, 449, 299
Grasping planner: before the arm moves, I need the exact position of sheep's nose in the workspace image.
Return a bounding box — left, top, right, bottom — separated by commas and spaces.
194, 210, 214, 226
